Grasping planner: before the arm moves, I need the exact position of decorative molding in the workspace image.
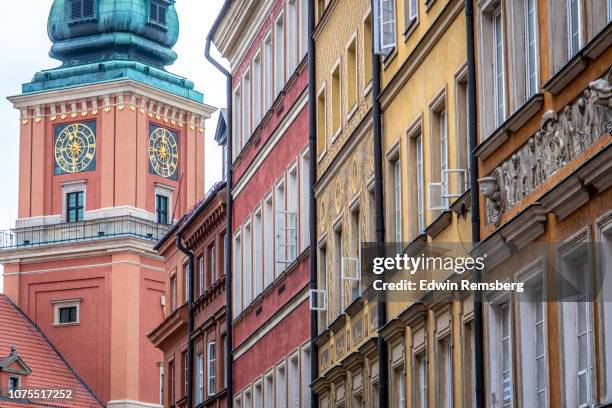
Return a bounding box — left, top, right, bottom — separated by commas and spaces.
424, 210, 452, 238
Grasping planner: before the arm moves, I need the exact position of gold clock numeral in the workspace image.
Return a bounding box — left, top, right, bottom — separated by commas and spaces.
55, 123, 96, 174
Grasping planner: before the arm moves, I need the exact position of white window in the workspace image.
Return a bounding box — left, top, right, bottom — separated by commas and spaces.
405, 0, 418, 25
490, 302, 513, 408
244, 387, 252, 408
207, 341, 216, 396
253, 52, 262, 126
171, 275, 177, 310
439, 109, 448, 208
567, 0, 583, 58
254, 380, 263, 408
287, 0, 299, 76
275, 179, 287, 275
377, 0, 396, 53
235, 394, 242, 408
414, 353, 427, 408
349, 207, 362, 301
333, 227, 344, 316
493, 6, 506, 127
233, 85, 242, 158
209, 244, 216, 285
394, 366, 406, 408
299, 150, 311, 250
301, 346, 312, 407
233, 232, 242, 317
159, 364, 164, 404
318, 243, 329, 330
300, 0, 309, 58
242, 69, 252, 144
196, 352, 204, 404
525, 0, 539, 98
287, 165, 299, 262
253, 208, 263, 297
198, 256, 204, 296
437, 337, 453, 408
264, 194, 275, 286
52, 299, 81, 325
183, 262, 190, 303
243, 221, 253, 307
265, 371, 275, 408
393, 159, 402, 242
275, 12, 286, 96
277, 363, 287, 408
288, 354, 300, 407
534, 287, 547, 407
416, 134, 425, 232
264, 32, 274, 111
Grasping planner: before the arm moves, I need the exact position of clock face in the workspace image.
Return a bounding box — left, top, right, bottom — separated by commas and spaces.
148, 125, 179, 179
54, 122, 97, 174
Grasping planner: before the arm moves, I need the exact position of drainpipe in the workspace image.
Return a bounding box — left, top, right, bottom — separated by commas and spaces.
205, 3, 233, 405
176, 233, 195, 408
465, 0, 484, 407
307, 1, 318, 408
370, 1, 388, 406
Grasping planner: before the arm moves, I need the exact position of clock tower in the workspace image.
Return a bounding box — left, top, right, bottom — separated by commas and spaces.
0, 1, 214, 407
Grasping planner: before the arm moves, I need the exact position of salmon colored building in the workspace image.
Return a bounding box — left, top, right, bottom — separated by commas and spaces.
149, 182, 228, 408
0, 1, 214, 407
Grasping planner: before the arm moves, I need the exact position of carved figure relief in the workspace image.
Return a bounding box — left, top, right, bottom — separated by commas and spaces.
480, 73, 612, 225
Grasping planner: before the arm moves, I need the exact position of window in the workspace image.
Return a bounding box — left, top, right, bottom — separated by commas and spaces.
377, 0, 397, 53
393, 159, 402, 242
567, 0, 582, 58
233, 85, 242, 158
183, 352, 188, 397
67, 191, 84, 223
207, 341, 216, 396
183, 262, 190, 303
347, 38, 358, 111
255, 380, 263, 407
318, 243, 328, 331
333, 226, 344, 316
264, 32, 274, 111
317, 86, 327, 153
235, 395, 242, 408
302, 346, 312, 407
394, 367, 406, 408
156, 194, 169, 224
437, 337, 452, 408
429, 103, 449, 212
463, 320, 476, 408
489, 302, 513, 408
439, 109, 448, 207
221, 334, 227, 388
277, 363, 287, 408
253, 208, 263, 296
275, 13, 286, 96
169, 360, 175, 406
331, 64, 341, 136
198, 256, 204, 296
299, 150, 311, 250
209, 244, 216, 286
287, 166, 299, 262
253, 52, 262, 126
159, 364, 164, 405
242, 69, 252, 144
534, 287, 547, 407
414, 353, 427, 408
287, 0, 299, 75
300, 0, 309, 58
69, 0, 94, 21
233, 232, 242, 317
455, 74, 470, 187
275, 180, 287, 275
288, 354, 300, 407
196, 352, 204, 404
8, 376, 20, 392
53, 300, 80, 325
171, 275, 177, 310
149, 0, 168, 26
493, 6, 506, 127
416, 134, 425, 232
264, 194, 275, 286
350, 206, 362, 301
364, 14, 373, 84
500, 303, 512, 407
404, 0, 418, 29
244, 387, 252, 408
265, 371, 275, 408
243, 221, 253, 307
525, 0, 538, 98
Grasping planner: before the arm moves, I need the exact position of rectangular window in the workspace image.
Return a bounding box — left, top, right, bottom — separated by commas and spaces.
264, 194, 275, 286
244, 388, 252, 408
196, 352, 204, 404
253, 208, 263, 296
534, 287, 546, 407
155, 194, 168, 224
455, 76, 470, 188
333, 227, 343, 316
277, 364, 287, 408
198, 256, 204, 296
265, 371, 274, 408
183, 262, 190, 303
171, 275, 177, 310
209, 244, 216, 286
347, 38, 357, 111
567, 0, 582, 58
67, 191, 84, 223
70, 0, 94, 20
416, 134, 425, 232
437, 337, 452, 408
275, 180, 287, 276
317, 86, 327, 154
574, 256, 593, 407
264, 32, 274, 111
233, 233, 242, 317
378, 0, 397, 52
429, 103, 449, 212
288, 355, 300, 407
300, 0, 309, 58
414, 353, 427, 408
253, 52, 262, 126
331, 64, 341, 136
364, 14, 373, 84
149, 0, 168, 26
254, 380, 263, 408
169, 360, 175, 406
233, 85, 242, 158
275, 13, 286, 96
243, 222, 253, 307
183, 352, 188, 397
525, 0, 538, 98
318, 243, 328, 331
207, 341, 216, 396
393, 159, 402, 242
350, 207, 362, 301
159, 364, 164, 405
287, 166, 299, 262
439, 109, 448, 208
287, 0, 299, 75
302, 347, 312, 407
243, 69, 252, 144
404, 0, 418, 28
493, 7, 506, 127
58, 306, 78, 324
299, 150, 311, 250
500, 303, 512, 408
463, 321, 476, 408
394, 367, 406, 408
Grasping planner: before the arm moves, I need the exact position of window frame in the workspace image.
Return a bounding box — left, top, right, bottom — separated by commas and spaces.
207, 341, 217, 396
66, 190, 85, 223
52, 299, 81, 326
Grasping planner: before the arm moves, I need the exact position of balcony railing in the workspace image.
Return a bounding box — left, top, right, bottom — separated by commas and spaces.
0, 215, 172, 250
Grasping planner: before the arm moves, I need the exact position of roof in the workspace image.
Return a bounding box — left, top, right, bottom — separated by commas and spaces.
0, 295, 103, 408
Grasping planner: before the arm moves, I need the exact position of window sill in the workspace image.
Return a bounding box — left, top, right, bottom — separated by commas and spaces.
424, 210, 452, 239
330, 127, 342, 144
382, 48, 397, 71
424, 0, 437, 12
346, 103, 358, 122
363, 81, 373, 97
147, 21, 169, 32
68, 17, 97, 26
53, 322, 80, 327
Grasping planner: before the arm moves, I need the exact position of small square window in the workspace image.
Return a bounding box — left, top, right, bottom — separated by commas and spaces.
59, 306, 78, 324
149, 0, 168, 27
53, 300, 81, 325
8, 376, 20, 392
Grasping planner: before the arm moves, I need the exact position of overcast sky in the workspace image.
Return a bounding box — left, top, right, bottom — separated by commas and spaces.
0, 0, 228, 290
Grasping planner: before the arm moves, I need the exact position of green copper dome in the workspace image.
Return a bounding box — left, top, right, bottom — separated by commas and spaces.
21, 0, 203, 103
47, 0, 179, 67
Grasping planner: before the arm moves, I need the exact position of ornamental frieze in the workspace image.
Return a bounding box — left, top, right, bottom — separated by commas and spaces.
480, 72, 612, 226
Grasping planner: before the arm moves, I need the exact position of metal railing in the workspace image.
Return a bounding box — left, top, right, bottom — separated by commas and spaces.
0, 215, 172, 250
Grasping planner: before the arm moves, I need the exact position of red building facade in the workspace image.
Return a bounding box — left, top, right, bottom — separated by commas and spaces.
211, 0, 313, 405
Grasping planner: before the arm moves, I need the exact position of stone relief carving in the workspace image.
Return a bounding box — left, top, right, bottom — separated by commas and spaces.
480, 72, 612, 226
